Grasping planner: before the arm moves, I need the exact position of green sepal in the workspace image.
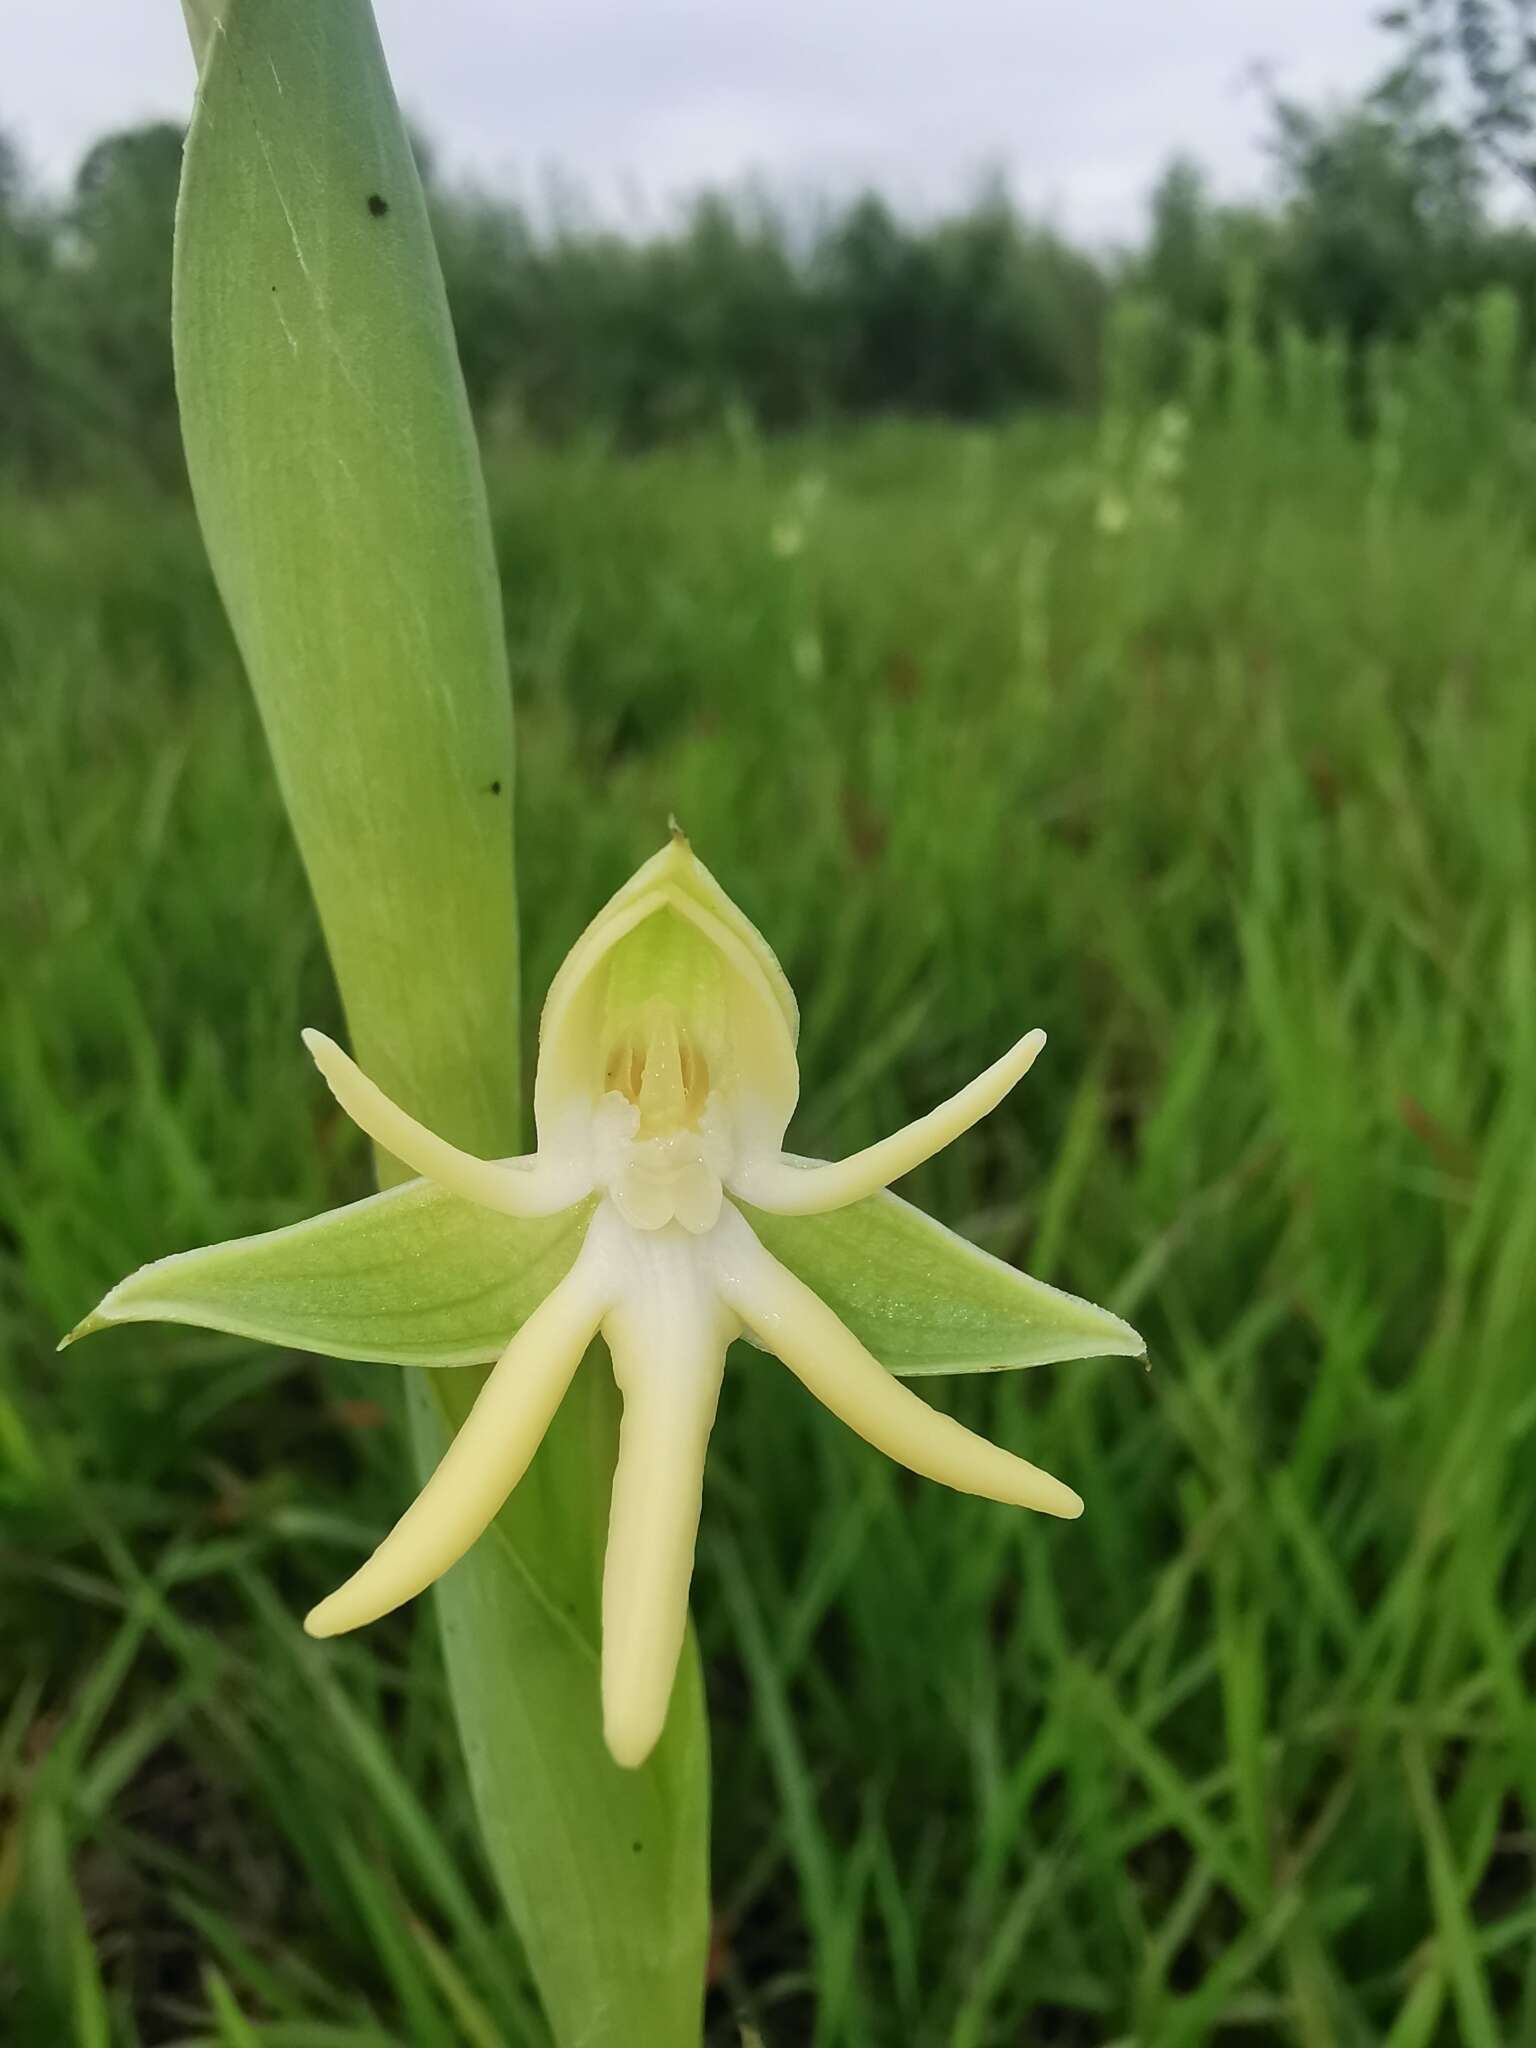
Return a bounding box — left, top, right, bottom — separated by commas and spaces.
63, 1186, 598, 1368
740, 1188, 1144, 1376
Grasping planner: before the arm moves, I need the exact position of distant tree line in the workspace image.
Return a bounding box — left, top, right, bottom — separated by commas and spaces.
4, 34, 1536, 482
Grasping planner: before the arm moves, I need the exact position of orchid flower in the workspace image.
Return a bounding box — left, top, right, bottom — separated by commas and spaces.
69, 836, 1143, 1767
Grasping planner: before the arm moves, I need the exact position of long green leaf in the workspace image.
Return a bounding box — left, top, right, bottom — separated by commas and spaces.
172, 5, 708, 2041
174, 0, 518, 1144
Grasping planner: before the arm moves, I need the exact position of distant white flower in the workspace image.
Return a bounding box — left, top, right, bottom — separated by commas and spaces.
1095, 489, 1130, 537
770, 471, 827, 559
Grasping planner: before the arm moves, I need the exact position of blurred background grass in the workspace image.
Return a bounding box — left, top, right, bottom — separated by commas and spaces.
4, 22, 1536, 2042
4, 375, 1535, 2043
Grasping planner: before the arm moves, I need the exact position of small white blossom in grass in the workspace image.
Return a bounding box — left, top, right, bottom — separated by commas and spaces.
69, 833, 1143, 1768
771, 470, 827, 557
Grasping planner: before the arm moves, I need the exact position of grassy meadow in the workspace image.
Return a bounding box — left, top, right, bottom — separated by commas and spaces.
2, 400, 1535, 2044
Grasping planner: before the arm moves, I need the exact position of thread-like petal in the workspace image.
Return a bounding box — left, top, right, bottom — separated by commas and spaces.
303, 1029, 589, 1216
730, 1029, 1047, 1216
711, 1205, 1081, 1518
598, 1225, 736, 1767
304, 1229, 612, 1637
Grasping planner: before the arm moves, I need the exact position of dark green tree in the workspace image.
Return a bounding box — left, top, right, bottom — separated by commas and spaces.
1379, 0, 1536, 193
1267, 92, 1485, 340
66, 123, 185, 477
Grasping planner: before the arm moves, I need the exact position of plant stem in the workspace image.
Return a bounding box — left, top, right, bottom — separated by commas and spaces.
172, 4, 708, 2039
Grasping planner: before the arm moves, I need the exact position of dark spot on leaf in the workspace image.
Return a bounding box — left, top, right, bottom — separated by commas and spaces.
632, 1840, 643, 1854
486, 779, 502, 796
366, 193, 389, 218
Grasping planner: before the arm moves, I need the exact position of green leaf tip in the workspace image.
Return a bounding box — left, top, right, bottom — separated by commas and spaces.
57, 1312, 105, 1353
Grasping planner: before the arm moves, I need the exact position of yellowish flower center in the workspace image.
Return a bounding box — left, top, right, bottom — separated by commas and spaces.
603, 998, 712, 1138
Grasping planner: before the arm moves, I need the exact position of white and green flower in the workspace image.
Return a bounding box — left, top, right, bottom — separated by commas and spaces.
68, 835, 1143, 1767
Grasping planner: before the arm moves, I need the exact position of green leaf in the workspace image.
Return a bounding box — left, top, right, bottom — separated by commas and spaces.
179, 0, 217, 64
64, 1186, 598, 1368
741, 1189, 1145, 1376
172, 4, 710, 2042
175, 0, 520, 1154
7, 1798, 112, 2048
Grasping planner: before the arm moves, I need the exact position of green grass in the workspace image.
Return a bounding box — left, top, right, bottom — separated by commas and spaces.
2, 410, 1534, 2045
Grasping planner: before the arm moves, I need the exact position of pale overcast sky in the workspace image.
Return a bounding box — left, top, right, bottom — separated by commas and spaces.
5, 1, 1391, 240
